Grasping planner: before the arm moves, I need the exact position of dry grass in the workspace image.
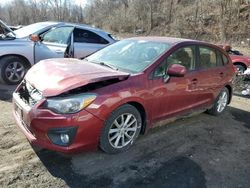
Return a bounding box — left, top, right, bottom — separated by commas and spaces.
234, 46, 250, 56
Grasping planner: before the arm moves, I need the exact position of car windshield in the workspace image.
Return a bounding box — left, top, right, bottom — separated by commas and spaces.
13, 22, 56, 38
86, 39, 171, 73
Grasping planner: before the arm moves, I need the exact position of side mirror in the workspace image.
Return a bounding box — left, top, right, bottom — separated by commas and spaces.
29, 34, 40, 42
167, 64, 187, 77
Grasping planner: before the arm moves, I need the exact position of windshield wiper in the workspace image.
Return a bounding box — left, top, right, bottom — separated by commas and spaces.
99, 62, 118, 70
89, 60, 118, 71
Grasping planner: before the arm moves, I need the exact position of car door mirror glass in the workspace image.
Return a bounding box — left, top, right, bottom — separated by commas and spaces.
29, 34, 40, 42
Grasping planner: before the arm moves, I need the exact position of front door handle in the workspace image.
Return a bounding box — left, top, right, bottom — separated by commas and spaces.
55, 50, 64, 54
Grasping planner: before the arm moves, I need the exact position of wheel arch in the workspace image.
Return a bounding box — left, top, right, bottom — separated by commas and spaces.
0, 54, 32, 68
225, 84, 232, 104
127, 101, 147, 135
233, 62, 247, 70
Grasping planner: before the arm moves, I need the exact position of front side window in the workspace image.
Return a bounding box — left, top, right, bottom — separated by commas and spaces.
199, 46, 217, 69
42, 26, 74, 44
154, 46, 195, 77
86, 39, 171, 73
73, 28, 108, 44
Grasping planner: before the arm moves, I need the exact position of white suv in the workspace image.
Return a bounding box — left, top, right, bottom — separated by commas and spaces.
0, 21, 116, 84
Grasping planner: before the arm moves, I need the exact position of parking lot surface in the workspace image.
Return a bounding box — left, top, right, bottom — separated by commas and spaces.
0, 83, 250, 188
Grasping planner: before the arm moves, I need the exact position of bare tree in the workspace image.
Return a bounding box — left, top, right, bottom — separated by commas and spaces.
0, 0, 249, 43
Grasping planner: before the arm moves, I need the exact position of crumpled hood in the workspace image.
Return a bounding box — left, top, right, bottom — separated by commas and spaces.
25, 58, 130, 97
0, 19, 15, 36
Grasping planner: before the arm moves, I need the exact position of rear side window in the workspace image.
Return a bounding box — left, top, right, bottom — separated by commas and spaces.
216, 51, 224, 66
199, 46, 217, 68
73, 28, 109, 44
222, 54, 229, 64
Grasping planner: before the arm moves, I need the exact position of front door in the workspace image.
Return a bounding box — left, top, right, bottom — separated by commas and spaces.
34, 26, 74, 63
149, 45, 203, 122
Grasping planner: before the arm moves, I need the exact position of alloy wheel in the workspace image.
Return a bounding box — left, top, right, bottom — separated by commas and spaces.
217, 91, 228, 113
108, 113, 138, 149
5, 61, 25, 83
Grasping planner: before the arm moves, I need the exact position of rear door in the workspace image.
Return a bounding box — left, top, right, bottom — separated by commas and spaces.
73, 28, 110, 58
34, 26, 74, 63
195, 45, 227, 106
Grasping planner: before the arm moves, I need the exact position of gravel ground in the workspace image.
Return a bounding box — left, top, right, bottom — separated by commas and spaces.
0, 83, 250, 188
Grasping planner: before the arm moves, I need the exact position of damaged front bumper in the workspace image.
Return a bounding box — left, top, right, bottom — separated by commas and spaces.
12, 84, 104, 154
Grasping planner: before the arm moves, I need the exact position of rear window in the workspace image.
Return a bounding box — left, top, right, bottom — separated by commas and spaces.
108, 34, 117, 41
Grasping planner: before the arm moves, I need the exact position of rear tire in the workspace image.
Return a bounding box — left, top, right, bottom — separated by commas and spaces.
100, 104, 142, 154
207, 88, 229, 116
235, 64, 246, 74
0, 56, 28, 85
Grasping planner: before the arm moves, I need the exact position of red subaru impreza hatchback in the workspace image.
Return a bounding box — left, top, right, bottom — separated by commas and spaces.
13, 37, 234, 154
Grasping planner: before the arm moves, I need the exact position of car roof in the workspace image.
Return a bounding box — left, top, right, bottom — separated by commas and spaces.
33, 21, 61, 27
30, 21, 110, 35
127, 36, 201, 45
53, 22, 110, 34
126, 36, 225, 52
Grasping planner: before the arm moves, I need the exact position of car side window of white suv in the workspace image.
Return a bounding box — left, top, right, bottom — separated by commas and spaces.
42, 26, 74, 45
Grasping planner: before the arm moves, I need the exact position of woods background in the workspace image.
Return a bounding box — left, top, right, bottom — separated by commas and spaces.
0, 0, 250, 43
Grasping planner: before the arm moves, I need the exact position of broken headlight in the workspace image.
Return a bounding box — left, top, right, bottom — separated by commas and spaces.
45, 94, 96, 114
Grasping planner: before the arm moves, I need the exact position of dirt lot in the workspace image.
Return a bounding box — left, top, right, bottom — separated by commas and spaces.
0, 83, 250, 188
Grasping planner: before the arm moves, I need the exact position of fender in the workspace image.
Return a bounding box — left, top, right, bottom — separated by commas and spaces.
0, 39, 34, 65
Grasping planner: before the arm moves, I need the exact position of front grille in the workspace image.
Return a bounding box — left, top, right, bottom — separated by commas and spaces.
18, 81, 43, 106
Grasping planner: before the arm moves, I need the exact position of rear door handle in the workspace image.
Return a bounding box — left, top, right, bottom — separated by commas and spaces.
191, 78, 198, 84
219, 72, 224, 77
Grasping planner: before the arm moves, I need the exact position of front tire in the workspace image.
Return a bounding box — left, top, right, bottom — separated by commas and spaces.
100, 104, 142, 154
207, 88, 229, 116
0, 56, 28, 85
